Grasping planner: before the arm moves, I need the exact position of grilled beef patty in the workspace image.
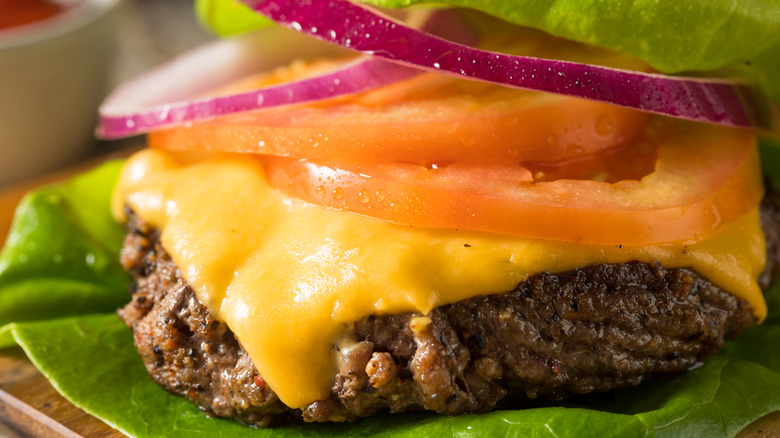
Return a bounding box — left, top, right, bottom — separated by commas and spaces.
117, 189, 779, 426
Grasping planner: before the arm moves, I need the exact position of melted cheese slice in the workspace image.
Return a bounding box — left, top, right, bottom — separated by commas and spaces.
113, 148, 767, 409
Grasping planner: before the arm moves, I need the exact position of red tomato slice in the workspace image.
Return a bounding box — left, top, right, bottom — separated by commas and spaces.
149, 62, 650, 167
261, 120, 763, 244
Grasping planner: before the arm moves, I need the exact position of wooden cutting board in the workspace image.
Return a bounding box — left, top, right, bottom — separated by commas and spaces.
0, 347, 124, 438
0, 156, 778, 437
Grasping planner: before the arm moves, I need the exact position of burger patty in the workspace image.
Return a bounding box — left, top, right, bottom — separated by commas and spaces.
117, 191, 780, 426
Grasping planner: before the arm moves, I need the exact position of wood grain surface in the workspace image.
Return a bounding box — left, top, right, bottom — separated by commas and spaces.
0, 157, 778, 437
0, 348, 124, 438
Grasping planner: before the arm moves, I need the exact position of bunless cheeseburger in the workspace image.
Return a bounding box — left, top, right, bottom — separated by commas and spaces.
102, 0, 780, 428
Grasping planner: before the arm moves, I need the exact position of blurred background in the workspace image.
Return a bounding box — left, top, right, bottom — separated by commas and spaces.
113, 0, 212, 86
101, 0, 214, 147
0, 0, 214, 188
0, 6, 215, 436
0, 0, 207, 430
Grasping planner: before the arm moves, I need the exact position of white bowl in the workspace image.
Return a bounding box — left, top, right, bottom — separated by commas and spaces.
0, 0, 122, 187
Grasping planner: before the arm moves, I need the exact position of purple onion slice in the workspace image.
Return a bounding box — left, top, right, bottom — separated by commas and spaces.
97, 9, 474, 139
242, 0, 770, 129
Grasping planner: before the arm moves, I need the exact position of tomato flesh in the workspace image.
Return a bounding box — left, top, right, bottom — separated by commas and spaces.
149, 56, 650, 167
147, 31, 761, 245
261, 120, 762, 244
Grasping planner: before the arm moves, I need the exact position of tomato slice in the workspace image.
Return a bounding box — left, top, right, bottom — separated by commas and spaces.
261, 121, 763, 244
149, 61, 650, 167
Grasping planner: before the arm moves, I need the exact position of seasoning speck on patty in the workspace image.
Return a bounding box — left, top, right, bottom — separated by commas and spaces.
117, 187, 779, 426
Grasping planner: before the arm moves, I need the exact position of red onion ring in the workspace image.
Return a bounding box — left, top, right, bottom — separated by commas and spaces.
242, 0, 771, 129
97, 9, 475, 139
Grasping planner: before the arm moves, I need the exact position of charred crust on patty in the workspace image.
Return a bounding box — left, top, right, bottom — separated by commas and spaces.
117, 187, 780, 426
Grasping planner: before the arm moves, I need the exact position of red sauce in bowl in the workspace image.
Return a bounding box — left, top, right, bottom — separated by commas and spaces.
0, 0, 69, 30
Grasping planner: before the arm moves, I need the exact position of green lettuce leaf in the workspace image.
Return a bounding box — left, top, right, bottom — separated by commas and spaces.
2, 310, 778, 438
357, 0, 780, 73
0, 162, 129, 327
0, 156, 778, 436
751, 40, 780, 124
0, 324, 12, 349
360, 0, 780, 108
192, 0, 780, 108
195, 0, 271, 36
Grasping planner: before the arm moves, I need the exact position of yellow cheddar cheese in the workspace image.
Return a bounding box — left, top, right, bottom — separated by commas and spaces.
113, 148, 767, 409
